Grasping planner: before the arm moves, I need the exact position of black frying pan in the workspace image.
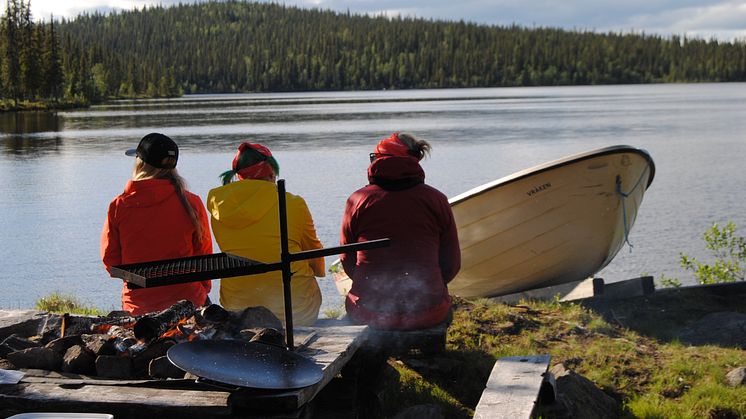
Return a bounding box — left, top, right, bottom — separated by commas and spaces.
167, 339, 323, 389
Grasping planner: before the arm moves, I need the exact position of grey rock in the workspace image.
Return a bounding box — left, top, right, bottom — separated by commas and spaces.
62, 344, 96, 375
725, 367, 746, 387
0, 310, 51, 341
546, 363, 623, 419
96, 355, 134, 379
149, 355, 185, 379
234, 306, 283, 332
677, 312, 746, 348
6, 346, 63, 371
45, 335, 84, 355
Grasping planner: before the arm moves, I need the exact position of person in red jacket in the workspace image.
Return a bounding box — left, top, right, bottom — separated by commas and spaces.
340, 132, 460, 330
101, 133, 212, 315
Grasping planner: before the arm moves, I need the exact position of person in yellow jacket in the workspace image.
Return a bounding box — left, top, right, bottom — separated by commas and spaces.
207, 142, 325, 326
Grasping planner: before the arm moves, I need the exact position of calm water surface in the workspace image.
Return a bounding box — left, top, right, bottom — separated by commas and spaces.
1, 84, 745, 313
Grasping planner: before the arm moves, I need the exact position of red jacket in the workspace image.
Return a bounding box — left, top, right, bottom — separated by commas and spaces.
101, 179, 212, 315
340, 157, 460, 330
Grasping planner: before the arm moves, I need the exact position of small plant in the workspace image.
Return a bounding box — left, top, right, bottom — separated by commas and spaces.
658, 274, 682, 288
680, 221, 745, 284
323, 306, 344, 319
35, 292, 104, 316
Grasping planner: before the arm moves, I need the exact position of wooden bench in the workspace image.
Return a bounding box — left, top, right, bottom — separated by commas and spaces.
474, 354, 552, 419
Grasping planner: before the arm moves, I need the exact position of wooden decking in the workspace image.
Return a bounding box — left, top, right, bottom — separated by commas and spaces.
0, 324, 367, 418
474, 354, 552, 419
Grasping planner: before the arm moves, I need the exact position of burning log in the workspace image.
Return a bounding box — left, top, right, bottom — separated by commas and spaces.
133, 300, 196, 342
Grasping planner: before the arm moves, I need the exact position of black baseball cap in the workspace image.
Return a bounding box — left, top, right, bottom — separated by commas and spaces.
125, 133, 179, 169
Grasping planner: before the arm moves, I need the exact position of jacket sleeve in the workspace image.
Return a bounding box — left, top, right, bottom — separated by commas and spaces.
192, 196, 213, 294
101, 200, 121, 276
298, 197, 325, 277
438, 198, 461, 284
339, 194, 358, 278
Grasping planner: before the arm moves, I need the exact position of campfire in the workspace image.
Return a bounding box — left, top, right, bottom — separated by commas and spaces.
0, 300, 285, 381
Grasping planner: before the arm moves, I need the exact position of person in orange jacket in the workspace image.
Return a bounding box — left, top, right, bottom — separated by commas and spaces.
101, 133, 212, 315
207, 142, 325, 327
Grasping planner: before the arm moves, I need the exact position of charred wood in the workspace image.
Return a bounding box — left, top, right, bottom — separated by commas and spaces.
133, 300, 195, 342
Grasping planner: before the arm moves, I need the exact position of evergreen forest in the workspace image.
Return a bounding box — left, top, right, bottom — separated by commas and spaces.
2, 0, 746, 108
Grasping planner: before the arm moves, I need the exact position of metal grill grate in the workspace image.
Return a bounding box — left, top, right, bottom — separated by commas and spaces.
112, 253, 275, 288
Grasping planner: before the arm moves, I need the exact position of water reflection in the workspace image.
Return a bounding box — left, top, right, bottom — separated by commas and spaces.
0, 111, 62, 135
2, 135, 64, 156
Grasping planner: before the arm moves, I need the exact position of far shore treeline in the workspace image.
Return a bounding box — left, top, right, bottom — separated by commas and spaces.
2, 0, 746, 109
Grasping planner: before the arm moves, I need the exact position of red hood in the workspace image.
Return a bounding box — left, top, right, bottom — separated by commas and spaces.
367, 156, 425, 184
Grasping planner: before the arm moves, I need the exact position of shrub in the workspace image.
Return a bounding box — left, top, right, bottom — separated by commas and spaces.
680, 221, 745, 284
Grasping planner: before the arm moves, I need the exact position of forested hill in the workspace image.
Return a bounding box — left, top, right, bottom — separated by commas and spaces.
53, 0, 746, 97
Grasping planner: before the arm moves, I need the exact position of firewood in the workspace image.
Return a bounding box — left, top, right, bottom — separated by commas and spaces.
133, 300, 196, 342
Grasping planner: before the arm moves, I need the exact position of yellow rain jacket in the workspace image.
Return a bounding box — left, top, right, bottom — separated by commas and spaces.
207, 179, 324, 326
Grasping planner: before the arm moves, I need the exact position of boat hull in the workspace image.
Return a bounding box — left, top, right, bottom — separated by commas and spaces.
449, 145, 654, 297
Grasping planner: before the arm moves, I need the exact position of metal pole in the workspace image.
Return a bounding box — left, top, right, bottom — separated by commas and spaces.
277, 179, 294, 350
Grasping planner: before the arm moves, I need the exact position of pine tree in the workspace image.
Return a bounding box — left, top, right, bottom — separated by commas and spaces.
20, 0, 43, 98
1, 0, 22, 105
42, 18, 63, 100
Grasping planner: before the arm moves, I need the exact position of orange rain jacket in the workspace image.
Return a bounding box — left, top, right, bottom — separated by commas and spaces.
207, 179, 325, 327
101, 179, 212, 315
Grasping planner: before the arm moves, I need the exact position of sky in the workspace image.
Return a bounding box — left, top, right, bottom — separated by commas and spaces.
11, 0, 746, 42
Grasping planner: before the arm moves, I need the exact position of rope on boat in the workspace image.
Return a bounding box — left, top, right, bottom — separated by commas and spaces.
615, 163, 651, 252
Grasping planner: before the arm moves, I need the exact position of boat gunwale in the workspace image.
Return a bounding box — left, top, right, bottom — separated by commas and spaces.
448, 144, 656, 206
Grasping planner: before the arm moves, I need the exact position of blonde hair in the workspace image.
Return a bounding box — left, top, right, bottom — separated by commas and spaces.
397, 132, 432, 160
133, 158, 205, 242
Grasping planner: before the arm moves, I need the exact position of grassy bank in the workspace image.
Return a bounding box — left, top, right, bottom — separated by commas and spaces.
376, 296, 746, 418
0, 99, 89, 112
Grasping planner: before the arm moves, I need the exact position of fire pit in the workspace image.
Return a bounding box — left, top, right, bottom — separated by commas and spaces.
0, 308, 367, 418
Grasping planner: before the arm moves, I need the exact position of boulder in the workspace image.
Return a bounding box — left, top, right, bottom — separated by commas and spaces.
725, 367, 746, 387
545, 363, 623, 419
677, 312, 746, 348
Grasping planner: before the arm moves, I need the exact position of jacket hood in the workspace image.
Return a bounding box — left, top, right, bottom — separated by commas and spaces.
207, 179, 278, 229
121, 179, 177, 208
368, 156, 425, 189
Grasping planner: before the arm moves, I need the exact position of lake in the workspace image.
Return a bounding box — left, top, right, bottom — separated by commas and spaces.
1, 83, 745, 314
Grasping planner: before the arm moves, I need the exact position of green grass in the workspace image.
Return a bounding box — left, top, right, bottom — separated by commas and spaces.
375, 297, 746, 418
35, 292, 105, 316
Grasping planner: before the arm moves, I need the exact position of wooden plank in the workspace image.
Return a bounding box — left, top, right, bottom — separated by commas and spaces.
474, 354, 551, 419
0, 383, 231, 418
